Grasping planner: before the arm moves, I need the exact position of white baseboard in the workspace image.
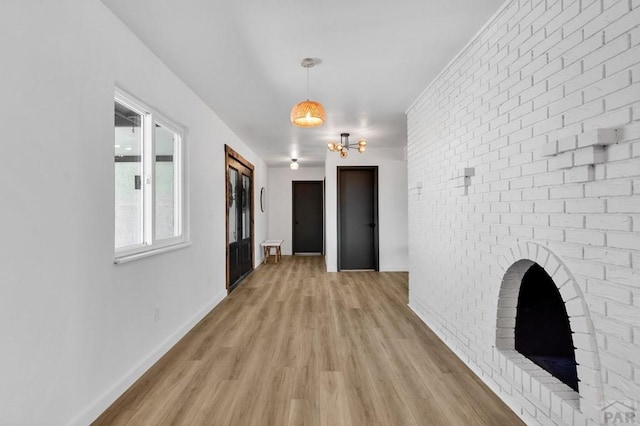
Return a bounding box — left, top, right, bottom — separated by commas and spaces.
70, 289, 226, 426
380, 264, 409, 272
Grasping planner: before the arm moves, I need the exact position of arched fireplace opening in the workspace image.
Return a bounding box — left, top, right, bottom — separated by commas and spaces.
515, 263, 579, 392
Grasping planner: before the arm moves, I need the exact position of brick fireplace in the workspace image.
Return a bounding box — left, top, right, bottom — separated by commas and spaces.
495, 242, 603, 421
512, 262, 578, 392
406, 0, 640, 424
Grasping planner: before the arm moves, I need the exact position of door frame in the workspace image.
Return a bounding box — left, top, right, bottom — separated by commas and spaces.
225, 145, 254, 291
336, 166, 379, 271
291, 180, 324, 255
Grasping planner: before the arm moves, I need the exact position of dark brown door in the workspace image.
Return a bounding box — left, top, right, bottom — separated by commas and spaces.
292, 181, 323, 254
337, 167, 378, 270
226, 146, 254, 292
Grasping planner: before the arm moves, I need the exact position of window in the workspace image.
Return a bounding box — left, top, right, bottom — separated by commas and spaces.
114, 90, 186, 262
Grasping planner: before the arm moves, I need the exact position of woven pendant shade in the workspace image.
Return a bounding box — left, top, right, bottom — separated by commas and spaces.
290, 100, 326, 127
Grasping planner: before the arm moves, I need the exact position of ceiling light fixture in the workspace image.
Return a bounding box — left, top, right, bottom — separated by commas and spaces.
290, 58, 326, 128
327, 133, 367, 158
290, 158, 299, 170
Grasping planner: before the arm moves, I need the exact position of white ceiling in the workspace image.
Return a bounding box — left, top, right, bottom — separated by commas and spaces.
101, 0, 505, 167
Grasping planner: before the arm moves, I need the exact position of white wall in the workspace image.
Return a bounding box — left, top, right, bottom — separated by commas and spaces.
325, 147, 409, 272
267, 166, 325, 255
0, 1, 266, 425
407, 0, 640, 424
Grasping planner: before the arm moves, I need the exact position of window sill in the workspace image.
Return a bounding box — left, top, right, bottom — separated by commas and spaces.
114, 241, 191, 264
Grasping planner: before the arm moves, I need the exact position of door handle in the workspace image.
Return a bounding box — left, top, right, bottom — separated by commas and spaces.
368, 223, 376, 228
295, 220, 299, 225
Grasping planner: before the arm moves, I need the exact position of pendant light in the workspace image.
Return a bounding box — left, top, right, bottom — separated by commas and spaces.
290, 159, 299, 170
290, 58, 326, 127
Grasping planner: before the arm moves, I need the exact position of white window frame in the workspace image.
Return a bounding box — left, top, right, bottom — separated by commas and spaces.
114, 89, 188, 263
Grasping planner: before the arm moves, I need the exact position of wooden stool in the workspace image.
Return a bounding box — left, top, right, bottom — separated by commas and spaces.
261, 240, 283, 264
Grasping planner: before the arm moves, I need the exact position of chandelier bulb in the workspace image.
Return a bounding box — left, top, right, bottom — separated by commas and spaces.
327, 132, 368, 158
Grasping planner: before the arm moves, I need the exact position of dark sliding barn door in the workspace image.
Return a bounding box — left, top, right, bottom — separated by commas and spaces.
292, 181, 323, 254
337, 167, 378, 271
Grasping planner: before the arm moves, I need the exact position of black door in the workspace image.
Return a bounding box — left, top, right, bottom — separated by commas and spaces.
226, 146, 254, 292
292, 181, 323, 254
337, 167, 378, 270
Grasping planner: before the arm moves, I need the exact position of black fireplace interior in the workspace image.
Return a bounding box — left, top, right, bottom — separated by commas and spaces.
515, 263, 579, 392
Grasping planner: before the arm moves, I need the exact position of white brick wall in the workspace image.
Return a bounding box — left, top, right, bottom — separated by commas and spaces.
407, 0, 640, 424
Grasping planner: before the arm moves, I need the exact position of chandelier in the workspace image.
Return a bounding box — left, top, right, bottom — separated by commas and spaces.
290, 58, 326, 127
327, 133, 367, 158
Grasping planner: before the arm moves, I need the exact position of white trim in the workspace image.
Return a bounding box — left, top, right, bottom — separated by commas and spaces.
379, 265, 409, 272
69, 288, 227, 426
143, 109, 153, 246
114, 241, 191, 264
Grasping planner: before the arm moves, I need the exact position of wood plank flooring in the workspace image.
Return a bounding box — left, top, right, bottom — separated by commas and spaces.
94, 256, 524, 425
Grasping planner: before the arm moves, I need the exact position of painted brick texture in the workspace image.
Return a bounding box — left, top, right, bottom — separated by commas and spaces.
407, 0, 640, 425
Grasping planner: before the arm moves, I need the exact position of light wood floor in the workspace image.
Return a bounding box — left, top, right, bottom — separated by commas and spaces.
94, 256, 523, 425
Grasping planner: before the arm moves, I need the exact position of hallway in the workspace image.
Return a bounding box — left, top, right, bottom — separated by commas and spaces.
95, 256, 523, 425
